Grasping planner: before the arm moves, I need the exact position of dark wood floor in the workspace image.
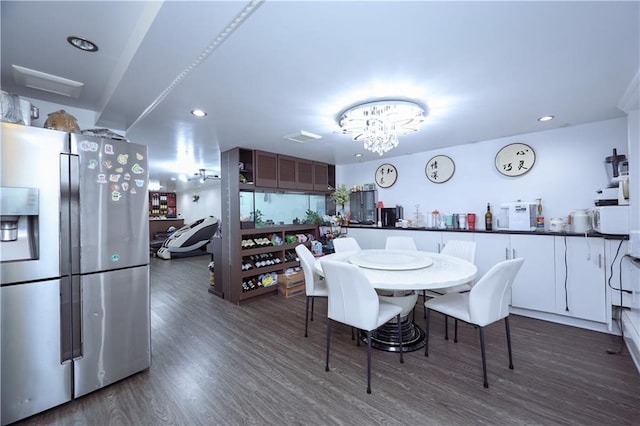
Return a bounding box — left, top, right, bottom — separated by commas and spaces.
16, 255, 640, 425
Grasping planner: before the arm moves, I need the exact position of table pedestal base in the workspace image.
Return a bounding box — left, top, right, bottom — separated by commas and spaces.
362, 317, 425, 352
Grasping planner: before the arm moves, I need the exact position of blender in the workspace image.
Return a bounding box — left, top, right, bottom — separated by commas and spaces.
595, 148, 628, 206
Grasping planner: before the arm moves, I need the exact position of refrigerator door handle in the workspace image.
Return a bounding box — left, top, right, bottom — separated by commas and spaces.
60, 154, 82, 363
60, 153, 80, 274
60, 155, 71, 276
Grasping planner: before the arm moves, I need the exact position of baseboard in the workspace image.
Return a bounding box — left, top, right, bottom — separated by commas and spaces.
510, 307, 615, 335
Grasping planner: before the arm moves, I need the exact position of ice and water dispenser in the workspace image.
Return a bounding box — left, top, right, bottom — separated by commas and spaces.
0, 187, 39, 262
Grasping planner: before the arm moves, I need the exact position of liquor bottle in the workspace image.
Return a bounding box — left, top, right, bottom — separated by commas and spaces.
536, 198, 544, 231
485, 203, 493, 231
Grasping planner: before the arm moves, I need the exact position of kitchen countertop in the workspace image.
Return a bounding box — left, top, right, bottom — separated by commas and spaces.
345, 224, 628, 240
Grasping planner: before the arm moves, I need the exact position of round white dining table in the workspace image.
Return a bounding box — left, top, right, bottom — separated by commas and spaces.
313, 249, 477, 352
313, 249, 477, 292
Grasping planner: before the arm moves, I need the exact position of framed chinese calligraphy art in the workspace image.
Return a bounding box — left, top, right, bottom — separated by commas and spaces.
425, 155, 455, 184
375, 163, 398, 188
495, 143, 536, 177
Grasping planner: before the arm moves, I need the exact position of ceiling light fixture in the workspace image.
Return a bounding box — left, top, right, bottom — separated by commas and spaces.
537, 115, 555, 122
189, 169, 220, 183
338, 100, 426, 156
191, 109, 207, 117
66, 36, 98, 52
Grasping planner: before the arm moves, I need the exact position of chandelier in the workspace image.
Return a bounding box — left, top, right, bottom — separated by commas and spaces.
338, 100, 426, 155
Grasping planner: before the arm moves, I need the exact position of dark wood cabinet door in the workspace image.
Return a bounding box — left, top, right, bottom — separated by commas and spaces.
255, 151, 278, 188
277, 155, 297, 189
313, 162, 329, 191
296, 158, 314, 190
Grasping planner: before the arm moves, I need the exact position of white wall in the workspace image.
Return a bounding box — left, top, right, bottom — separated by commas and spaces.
176, 182, 222, 225
337, 117, 629, 229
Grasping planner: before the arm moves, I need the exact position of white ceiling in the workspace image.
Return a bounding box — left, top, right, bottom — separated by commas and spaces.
2, 1, 639, 191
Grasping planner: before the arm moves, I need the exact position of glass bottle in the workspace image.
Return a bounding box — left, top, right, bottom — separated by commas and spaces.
485, 203, 493, 231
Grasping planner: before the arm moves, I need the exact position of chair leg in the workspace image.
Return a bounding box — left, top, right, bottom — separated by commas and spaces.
366, 330, 372, 394
305, 296, 311, 337
444, 315, 449, 340
424, 308, 431, 357
325, 318, 332, 372
423, 290, 427, 318
310, 297, 315, 321
454, 319, 458, 343
505, 316, 514, 370
397, 314, 404, 364
479, 326, 489, 388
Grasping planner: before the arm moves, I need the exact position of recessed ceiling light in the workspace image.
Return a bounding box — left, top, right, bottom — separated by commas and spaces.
537, 115, 555, 122
191, 109, 207, 117
67, 36, 98, 52
354, 153, 363, 158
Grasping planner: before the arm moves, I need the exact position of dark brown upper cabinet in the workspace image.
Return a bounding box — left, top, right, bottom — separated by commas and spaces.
277, 155, 297, 189
313, 162, 329, 191
254, 150, 278, 188
296, 158, 314, 191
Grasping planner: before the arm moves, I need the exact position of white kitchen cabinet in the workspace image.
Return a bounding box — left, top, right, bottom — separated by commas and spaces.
554, 236, 606, 323
474, 233, 555, 312
510, 234, 556, 313
414, 230, 446, 252
473, 233, 511, 278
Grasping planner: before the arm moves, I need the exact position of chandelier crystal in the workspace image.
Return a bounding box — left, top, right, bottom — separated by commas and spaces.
338, 100, 426, 155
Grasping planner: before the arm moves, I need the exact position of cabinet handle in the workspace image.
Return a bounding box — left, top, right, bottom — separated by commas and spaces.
505, 247, 509, 260
437, 243, 441, 253
513, 249, 517, 258
598, 253, 602, 269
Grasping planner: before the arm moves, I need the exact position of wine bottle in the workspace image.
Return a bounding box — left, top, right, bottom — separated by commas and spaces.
485, 203, 493, 231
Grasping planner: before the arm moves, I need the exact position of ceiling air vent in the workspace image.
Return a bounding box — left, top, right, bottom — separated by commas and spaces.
283, 130, 322, 144
12, 64, 84, 98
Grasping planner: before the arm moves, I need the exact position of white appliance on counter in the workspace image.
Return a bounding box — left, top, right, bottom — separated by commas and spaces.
593, 205, 630, 235
496, 202, 538, 231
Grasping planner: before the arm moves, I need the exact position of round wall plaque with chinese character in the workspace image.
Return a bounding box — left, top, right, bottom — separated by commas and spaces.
495, 143, 535, 177
374, 163, 398, 188
425, 155, 455, 183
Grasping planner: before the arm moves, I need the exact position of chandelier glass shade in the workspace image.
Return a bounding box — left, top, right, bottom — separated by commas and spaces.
338, 100, 426, 155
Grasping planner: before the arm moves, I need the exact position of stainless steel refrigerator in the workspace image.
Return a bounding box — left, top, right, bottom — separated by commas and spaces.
1, 123, 151, 425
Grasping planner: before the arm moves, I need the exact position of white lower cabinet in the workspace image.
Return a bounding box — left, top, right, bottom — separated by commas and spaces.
474, 233, 555, 312
510, 234, 556, 312
473, 233, 511, 278
554, 236, 606, 323
415, 231, 446, 252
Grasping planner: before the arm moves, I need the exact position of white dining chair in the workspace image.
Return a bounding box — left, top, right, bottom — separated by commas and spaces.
380, 236, 419, 318
332, 237, 361, 253
320, 259, 404, 394
424, 257, 524, 388
424, 240, 477, 340
295, 244, 328, 338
